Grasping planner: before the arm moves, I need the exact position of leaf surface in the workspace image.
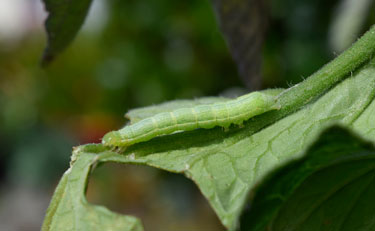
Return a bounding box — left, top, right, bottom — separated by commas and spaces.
240, 126, 375, 231
42, 146, 143, 231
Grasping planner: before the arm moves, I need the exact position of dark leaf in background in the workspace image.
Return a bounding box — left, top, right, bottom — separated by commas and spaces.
240, 126, 375, 231
41, 0, 93, 65
211, 0, 268, 90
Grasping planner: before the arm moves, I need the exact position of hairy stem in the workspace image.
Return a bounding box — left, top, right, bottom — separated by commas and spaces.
278, 25, 375, 112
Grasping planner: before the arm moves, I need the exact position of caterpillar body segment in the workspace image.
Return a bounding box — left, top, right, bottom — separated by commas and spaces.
102, 91, 281, 147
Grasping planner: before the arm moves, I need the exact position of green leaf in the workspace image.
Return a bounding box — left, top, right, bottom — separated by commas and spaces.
240, 126, 375, 231
42, 146, 143, 231
41, 0, 93, 65
43, 27, 375, 230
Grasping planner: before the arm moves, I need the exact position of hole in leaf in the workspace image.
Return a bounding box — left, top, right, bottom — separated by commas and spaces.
86, 163, 225, 231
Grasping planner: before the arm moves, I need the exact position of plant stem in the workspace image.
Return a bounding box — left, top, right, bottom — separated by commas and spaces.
277, 25, 375, 112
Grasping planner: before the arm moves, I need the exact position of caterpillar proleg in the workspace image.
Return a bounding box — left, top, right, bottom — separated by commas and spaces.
102, 91, 281, 147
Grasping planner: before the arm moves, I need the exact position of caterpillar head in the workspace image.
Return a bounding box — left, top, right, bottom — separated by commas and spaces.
102, 131, 123, 146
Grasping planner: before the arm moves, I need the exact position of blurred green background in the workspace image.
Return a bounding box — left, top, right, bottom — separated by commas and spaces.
0, 0, 374, 230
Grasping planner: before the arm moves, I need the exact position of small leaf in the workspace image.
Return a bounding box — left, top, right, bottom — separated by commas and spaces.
41, 0, 93, 65
210, 0, 268, 89
240, 126, 375, 231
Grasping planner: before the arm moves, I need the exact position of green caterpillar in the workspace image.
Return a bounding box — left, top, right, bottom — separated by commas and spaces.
102, 91, 281, 147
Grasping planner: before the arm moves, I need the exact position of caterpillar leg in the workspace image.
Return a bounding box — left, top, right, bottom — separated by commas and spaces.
114, 146, 127, 153
107, 145, 127, 153
223, 127, 230, 132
